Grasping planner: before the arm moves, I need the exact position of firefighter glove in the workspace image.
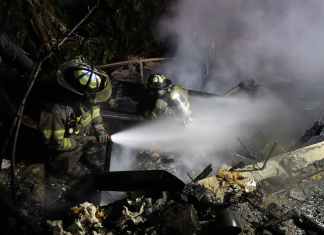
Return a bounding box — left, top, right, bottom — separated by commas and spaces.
97, 134, 111, 144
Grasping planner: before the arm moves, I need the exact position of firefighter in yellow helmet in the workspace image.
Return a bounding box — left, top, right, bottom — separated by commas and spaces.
39, 57, 112, 177
144, 73, 192, 124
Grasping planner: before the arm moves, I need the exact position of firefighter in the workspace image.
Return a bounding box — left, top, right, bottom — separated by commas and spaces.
136, 73, 191, 173
38, 58, 112, 177
144, 73, 192, 124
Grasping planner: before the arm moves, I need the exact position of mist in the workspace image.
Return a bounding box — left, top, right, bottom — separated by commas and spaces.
111, 0, 324, 178
112, 96, 279, 153
110, 145, 136, 171
159, 0, 324, 119
111, 93, 290, 178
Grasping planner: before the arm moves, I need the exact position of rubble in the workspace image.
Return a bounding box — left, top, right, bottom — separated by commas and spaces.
3, 139, 324, 234
198, 166, 256, 203
2, 114, 324, 235
135, 151, 177, 175
200, 141, 324, 201
48, 202, 108, 235
44, 177, 241, 235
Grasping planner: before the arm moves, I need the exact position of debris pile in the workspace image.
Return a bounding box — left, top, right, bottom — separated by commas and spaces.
48, 202, 108, 235
135, 151, 177, 175
300, 183, 324, 229
198, 166, 256, 203
2, 131, 324, 234
46, 181, 242, 235
197, 141, 324, 234
24, 140, 324, 234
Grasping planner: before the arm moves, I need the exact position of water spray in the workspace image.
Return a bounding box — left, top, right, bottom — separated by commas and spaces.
108, 95, 285, 179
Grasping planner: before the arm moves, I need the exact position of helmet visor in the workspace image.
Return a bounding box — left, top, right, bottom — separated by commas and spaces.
72, 68, 107, 93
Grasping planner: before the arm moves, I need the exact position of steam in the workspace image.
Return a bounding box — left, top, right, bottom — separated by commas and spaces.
111, 94, 289, 176
110, 145, 136, 171
112, 96, 275, 153
112, 1, 324, 177
159, 0, 324, 112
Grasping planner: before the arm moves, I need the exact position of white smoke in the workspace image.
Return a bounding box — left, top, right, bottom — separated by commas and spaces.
159, 0, 324, 103
110, 144, 136, 171
111, 0, 324, 178
112, 93, 289, 177
112, 96, 275, 153
157, 0, 324, 137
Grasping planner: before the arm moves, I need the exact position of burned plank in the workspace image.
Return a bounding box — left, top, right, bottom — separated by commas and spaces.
95, 170, 185, 192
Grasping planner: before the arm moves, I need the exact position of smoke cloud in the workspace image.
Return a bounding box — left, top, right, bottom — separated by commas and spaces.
159, 0, 324, 114
112, 93, 290, 179
110, 144, 136, 171
112, 0, 324, 179
112, 96, 277, 153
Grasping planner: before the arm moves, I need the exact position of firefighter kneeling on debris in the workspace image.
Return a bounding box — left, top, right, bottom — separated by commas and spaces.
39, 58, 112, 177
137, 74, 192, 173
144, 73, 192, 125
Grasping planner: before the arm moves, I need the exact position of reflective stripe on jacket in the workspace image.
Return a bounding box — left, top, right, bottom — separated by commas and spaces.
39, 103, 106, 152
